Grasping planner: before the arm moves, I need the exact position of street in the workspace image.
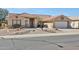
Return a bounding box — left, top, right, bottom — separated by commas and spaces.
0, 34, 79, 50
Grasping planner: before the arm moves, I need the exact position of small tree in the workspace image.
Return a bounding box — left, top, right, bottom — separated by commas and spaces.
0, 8, 8, 28
0, 8, 8, 22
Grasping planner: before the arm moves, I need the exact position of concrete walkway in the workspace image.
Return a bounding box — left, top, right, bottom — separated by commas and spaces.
0, 32, 79, 39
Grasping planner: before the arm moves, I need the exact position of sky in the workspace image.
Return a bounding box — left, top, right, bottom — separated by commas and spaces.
6, 8, 79, 16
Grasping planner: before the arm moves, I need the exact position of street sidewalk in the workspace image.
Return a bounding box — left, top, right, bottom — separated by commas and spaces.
0, 32, 79, 39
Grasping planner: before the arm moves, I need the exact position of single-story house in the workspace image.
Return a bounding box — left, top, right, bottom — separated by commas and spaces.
6, 13, 50, 28
5, 13, 79, 29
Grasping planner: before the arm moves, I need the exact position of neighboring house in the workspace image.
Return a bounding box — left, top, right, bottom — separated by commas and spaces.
6, 13, 79, 29
68, 16, 79, 28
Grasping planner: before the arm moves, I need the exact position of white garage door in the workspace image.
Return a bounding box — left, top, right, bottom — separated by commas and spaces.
55, 22, 67, 28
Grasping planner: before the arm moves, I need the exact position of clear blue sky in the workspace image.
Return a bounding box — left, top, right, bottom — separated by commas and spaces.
6, 8, 79, 16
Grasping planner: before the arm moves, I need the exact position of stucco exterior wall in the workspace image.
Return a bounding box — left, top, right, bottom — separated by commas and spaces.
7, 18, 38, 28
7, 17, 30, 28
44, 23, 53, 29
7, 19, 12, 27
34, 19, 38, 28
21, 18, 30, 27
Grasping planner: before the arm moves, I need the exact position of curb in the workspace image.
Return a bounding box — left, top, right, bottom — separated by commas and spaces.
0, 32, 79, 39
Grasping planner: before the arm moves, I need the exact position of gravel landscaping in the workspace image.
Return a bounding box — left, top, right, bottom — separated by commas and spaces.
0, 28, 79, 36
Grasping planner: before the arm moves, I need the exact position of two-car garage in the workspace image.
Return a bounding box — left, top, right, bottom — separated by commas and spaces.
43, 15, 71, 29
43, 15, 79, 29
52, 15, 71, 29
54, 21, 68, 29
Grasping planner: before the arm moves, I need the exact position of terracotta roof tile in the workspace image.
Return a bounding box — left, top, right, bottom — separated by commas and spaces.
8, 13, 51, 20
42, 15, 72, 22
42, 16, 56, 21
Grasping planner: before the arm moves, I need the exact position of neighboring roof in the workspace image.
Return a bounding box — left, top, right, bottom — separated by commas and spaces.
68, 16, 79, 20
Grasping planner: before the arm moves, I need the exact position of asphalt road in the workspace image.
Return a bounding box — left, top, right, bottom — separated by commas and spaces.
0, 34, 79, 50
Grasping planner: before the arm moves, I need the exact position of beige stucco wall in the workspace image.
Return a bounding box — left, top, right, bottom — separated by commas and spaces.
34, 19, 38, 28
21, 18, 30, 27
7, 19, 12, 27
44, 23, 53, 29
7, 17, 30, 28
70, 21, 79, 28
8, 18, 38, 28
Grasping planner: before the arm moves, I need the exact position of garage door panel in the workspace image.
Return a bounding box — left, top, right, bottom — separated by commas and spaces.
55, 22, 67, 28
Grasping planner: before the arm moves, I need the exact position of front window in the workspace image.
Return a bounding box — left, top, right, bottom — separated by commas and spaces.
17, 20, 21, 24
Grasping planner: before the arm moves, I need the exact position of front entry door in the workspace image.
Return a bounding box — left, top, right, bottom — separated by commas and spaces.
29, 18, 35, 28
